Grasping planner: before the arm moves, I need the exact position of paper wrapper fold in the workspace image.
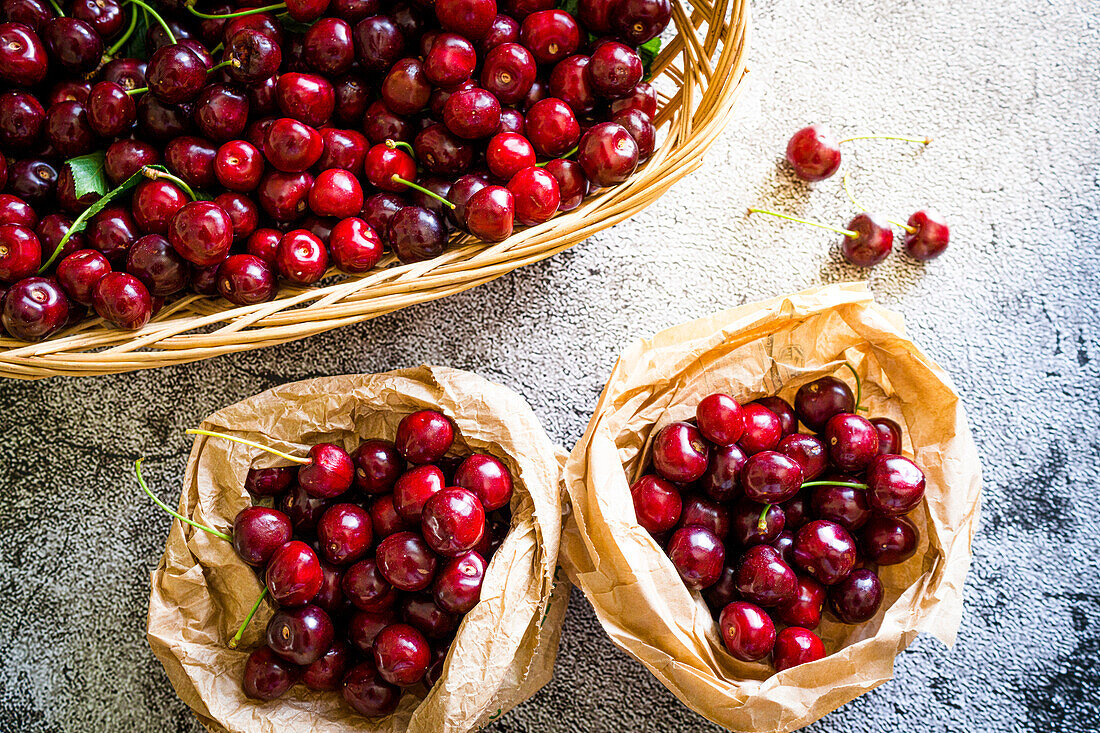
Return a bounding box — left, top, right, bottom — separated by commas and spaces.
560, 282, 982, 732
147, 366, 570, 733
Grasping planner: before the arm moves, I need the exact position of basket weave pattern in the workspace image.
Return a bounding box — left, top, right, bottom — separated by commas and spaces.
0, 0, 749, 379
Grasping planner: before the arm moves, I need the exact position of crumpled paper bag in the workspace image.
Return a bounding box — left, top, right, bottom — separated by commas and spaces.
560, 282, 982, 732
147, 366, 571, 733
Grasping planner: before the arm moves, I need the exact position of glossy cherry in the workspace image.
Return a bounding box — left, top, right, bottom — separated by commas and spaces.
520, 9, 579, 65
146, 44, 207, 104
481, 42, 536, 104
297, 443, 354, 498
2, 276, 68, 341
870, 417, 902, 455
615, 0, 671, 44
730, 499, 784, 546
242, 646, 300, 700
267, 603, 335, 666
226, 28, 282, 84
56, 249, 110, 305
775, 574, 826, 629
373, 623, 430, 686
232, 506, 293, 566
666, 525, 723, 590
866, 453, 926, 515
861, 514, 918, 566
303, 639, 352, 691
276, 72, 335, 127
525, 98, 580, 156
829, 567, 883, 623
266, 539, 324, 606
719, 601, 775, 662
421, 487, 486, 556
701, 443, 747, 503
738, 402, 783, 454
275, 229, 328, 284
694, 393, 743, 445
245, 466, 294, 496
904, 209, 949, 260
578, 122, 638, 188
588, 41, 643, 98
630, 474, 681, 535
433, 550, 486, 614
841, 212, 893, 267
794, 376, 855, 433
487, 132, 536, 180
651, 421, 709, 483
132, 179, 188, 236
436, 0, 496, 39
507, 166, 559, 225
316, 503, 373, 565
811, 480, 871, 531
792, 520, 857, 586
785, 125, 841, 181
216, 254, 276, 305
464, 185, 514, 241
86, 82, 135, 138
376, 530, 438, 591
735, 544, 797, 608
824, 412, 879, 473
0, 224, 40, 283
741, 450, 804, 504
453, 453, 513, 510
342, 659, 400, 716
169, 201, 233, 267
677, 495, 730, 540
42, 16, 101, 74
543, 158, 588, 211
92, 272, 152, 330
443, 87, 501, 139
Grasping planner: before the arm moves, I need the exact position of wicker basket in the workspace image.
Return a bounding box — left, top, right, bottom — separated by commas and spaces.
0, 0, 750, 379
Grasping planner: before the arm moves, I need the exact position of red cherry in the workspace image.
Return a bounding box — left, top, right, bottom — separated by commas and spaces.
265, 540, 324, 606
519, 9, 579, 65
329, 217, 383, 273
275, 228, 329, 284
452, 453, 513, 510
0, 223, 40, 283
464, 185, 514, 241
507, 166, 560, 225
364, 144, 416, 192
56, 249, 110, 305
695, 393, 744, 446
542, 159, 588, 211
525, 97, 580, 156
168, 201, 233, 267
309, 168, 364, 218
421, 487, 486, 556
393, 464, 446, 521
92, 272, 152, 330
232, 506, 293, 567
772, 627, 825, 671
265, 117, 324, 173
486, 132, 536, 180
298, 443, 354, 498
630, 475, 681, 535
217, 254, 277, 305
719, 601, 775, 662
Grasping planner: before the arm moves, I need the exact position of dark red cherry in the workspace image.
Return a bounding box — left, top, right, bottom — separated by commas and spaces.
464, 185, 513, 241
265, 117, 324, 173
615, 0, 670, 43
275, 228, 329, 283
651, 421, 709, 483
841, 212, 893, 267
735, 544, 797, 608
785, 124, 841, 182
373, 623, 429, 686
132, 179, 187, 235
433, 550, 486, 614
741, 450, 804, 504
588, 41, 642, 98
525, 97, 580, 156
446, 173, 487, 227
45, 100, 94, 158
267, 604, 335, 666
350, 440, 405, 496
298, 443, 354, 498
163, 136, 217, 189
317, 503, 373, 565
829, 567, 883, 623
730, 499, 784, 546
245, 466, 294, 497
542, 158, 588, 211
0, 224, 39, 283
352, 15, 405, 72
387, 205, 447, 263
371, 494, 411, 539
8, 158, 56, 208
136, 95, 193, 142
146, 44, 206, 104
1, 276, 68, 341
811, 479, 871, 531
860, 514, 918, 565
42, 16, 101, 74
677, 495, 730, 541
696, 393, 744, 446
719, 601, 775, 662
776, 433, 827, 480
415, 123, 475, 177
702, 564, 738, 612
276, 72, 335, 127
453, 453, 513, 511
309, 168, 364, 218
303, 639, 352, 691
421, 487, 486, 557
794, 376, 854, 433
101, 57, 146, 91
266, 539, 324, 606
393, 464, 445, 521
772, 626, 825, 671
480, 42, 536, 105
480, 12, 519, 51
396, 409, 454, 464
576, 0, 614, 32
737, 402, 783, 454
2, 0, 51, 32
364, 144, 416, 191
343, 557, 396, 613
611, 81, 658, 118
258, 170, 314, 222
443, 87, 501, 139
56, 249, 109, 305
376, 530, 438, 591
866, 454, 926, 516
332, 74, 370, 125
752, 396, 797, 436
436, 0, 496, 39
424, 32, 476, 88
792, 520, 857, 586
214, 192, 259, 241
86, 82, 135, 138
824, 413, 878, 473
904, 209, 949, 260
169, 201, 233, 267
507, 166, 559, 225
92, 272, 151, 330
381, 57, 431, 115
225, 28, 282, 84
775, 574, 826, 629
104, 139, 158, 185
578, 122, 638, 187
125, 234, 188, 297
245, 228, 281, 266
303, 17, 354, 76
780, 492, 811, 531
342, 659, 400, 716
36, 214, 84, 262
0, 91, 45, 148
520, 9, 579, 65
194, 84, 249, 143
870, 417, 902, 455
401, 593, 458, 640
0, 22, 46, 86
701, 443, 747, 503
188, 263, 221, 296
329, 217, 382, 273
242, 646, 300, 701
666, 525, 723, 590
277, 483, 330, 533
548, 54, 595, 113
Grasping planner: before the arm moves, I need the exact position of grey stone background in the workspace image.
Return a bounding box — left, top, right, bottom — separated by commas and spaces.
1, 0, 1098, 730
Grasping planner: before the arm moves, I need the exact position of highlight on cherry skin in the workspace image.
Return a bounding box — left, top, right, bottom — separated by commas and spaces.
135, 407, 516, 717
628, 365, 926, 674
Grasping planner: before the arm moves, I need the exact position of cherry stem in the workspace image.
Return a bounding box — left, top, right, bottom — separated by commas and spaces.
142, 167, 197, 201
756, 504, 771, 533
391, 175, 456, 210
211, 41, 224, 54
800, 480, 869, 490
384, 139, 415, 157
185, 428, 311, 465
209, 58, 233, 73
126, 86, 148, 96
128, 0, 175, 44
135, 459, 233, 542
747, 207, 857, 238
43, 0, 63, 16
185, 1, 287, 19
228, 586, 268, 649
842, 175, 913, 233
535, 145, 579, 167
841, 361, 868, 412
106, 6, 139, 56
837, 134, 932, 145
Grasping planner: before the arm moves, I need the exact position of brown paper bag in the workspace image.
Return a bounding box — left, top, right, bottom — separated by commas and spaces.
147, 366, 570, 733
560, 282, 982, 732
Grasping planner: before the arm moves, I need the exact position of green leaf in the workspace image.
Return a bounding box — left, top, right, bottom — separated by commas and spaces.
278, 13, 314, 34
558, 0, 580, 16
65, 151, 109, 199
122, 7, 149, 58
640, 37, 662, 80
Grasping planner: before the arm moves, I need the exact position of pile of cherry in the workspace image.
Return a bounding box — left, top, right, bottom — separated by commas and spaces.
0, 0, 670, 343
630, 370, 925, 672
142, 409, 514, 717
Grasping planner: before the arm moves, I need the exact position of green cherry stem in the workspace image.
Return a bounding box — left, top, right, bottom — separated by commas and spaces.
228, 586, 269, 649
128, 0, 176, 44
209, 58, 233, 73
43, 0, 63, 16
384, 138, 415, 156
391, 175, 456, 210
126, 86, 148, 96
106, 5, 139, 56
837, 134, 932, 145
185, 1, 287, 19
142, 167, 197, 200
185, 428, 312, 464
535, 145, 579, 167
800, 480, 869, 490
841, 361, 868, 412
747, 207, 858, 238
841, 175, 913, 233
210, 41, 224, 54
756, 504, 772, 533
135, 459, 233, 542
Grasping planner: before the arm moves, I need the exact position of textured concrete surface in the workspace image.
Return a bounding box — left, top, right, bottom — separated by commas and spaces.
1, 0, 1098, 730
